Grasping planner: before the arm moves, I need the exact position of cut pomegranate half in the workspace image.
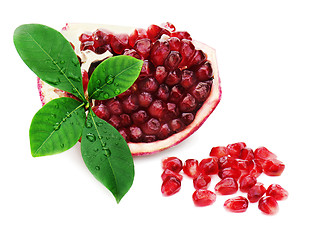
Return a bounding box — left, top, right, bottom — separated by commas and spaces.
37, 22, 221, 156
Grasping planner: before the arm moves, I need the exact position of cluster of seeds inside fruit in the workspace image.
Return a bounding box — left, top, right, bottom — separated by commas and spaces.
78, 22, 214, 143
161, 142, 288, 215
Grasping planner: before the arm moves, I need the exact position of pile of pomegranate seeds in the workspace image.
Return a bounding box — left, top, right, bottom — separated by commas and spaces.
79, 22, 214, 144
161, 142, 288, 214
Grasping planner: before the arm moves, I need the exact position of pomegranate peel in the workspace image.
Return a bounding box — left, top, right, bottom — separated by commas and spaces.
38, 22, 221, 156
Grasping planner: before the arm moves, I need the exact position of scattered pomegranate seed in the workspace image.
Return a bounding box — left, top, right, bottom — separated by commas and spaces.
129, 28, 148, 47
266, 184, 288, 200
162, 157, 183, 173
237, 159, 254, 175
193, 174, 211, 190
199, 157, 219, 175
161, 169, 183, 182
183, 159, 199, 178
192, 189, 216, 207
249, 160, 263, 178
247, 182, 266, 203
258, 196, 279, 215
218, 156, 239, 169
239, 174, 257, 192
239, 147, 255, 160
260, 158, 285, 176
224, 196, 249, 213
209, 146, 228, 158
218, 167, 242, 181
161, 176, 181, 196
226, 142, 246, 158
254, 146, 277, 161
92, 104, 110, 121
215, 177, 238, 195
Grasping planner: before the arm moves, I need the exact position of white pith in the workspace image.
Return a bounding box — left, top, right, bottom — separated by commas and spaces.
38, 23, 221, 156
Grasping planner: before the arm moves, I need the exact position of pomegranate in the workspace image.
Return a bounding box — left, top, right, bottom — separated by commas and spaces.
37, 22, 221, 156
224, 196, 249, 213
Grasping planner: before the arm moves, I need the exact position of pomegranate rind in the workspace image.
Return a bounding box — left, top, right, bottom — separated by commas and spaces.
38, 23, 221, 156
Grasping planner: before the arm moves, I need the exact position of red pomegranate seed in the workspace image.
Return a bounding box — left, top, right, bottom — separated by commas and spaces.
218, 156, 239, 169
156, 84, 170, 101
106, 99, 123, 115
148, 99, 167, 119
218, 167, 242, 181
161, 22, 176, 32
138, 91, 153, 108
170, 119, 185, 132
119, 128, 130, 142
169, 85, 185, 103
195, 61, 213, 81
92, 104, 110, 121
192, 189, 216, 207
129, 126, 143, 142
226, 142, 246, 158
161, 169, 183, 182
166, 103, 180, 119
157, 123, 172, 140
147, 24, 168, 42
123, 49, 141, 59
131, 110, 148, 125
168, 37, 181, 51
254, 146, 277, 161
215, 177, 238, 195
179, 93, 197, 112
110, 33, 129, 54
183, 159, 199, 178
161, 176, 181, 196
138, 77, 159, 93
162, 157, 183, 173
188, 50, 207, 68
79, 32, 93, 42
250, 160, 263, 178
189, 81, 212, 102
224, 196, 249, 213
93, 29, 112, 49
122, 94, 139, 113
129, 28, 148, 47
237, 159, 254, 175
239, 147, 255, 160
193, 174, 211, 190
140, 60, 155, 77
261, 158, 285, 176
134, 38, 152, 59
258, 196, 279, 215
199, 157, 219, 175
239, 174, 257, 192
247, 182, 266, 203
141, 118, 161, 135
164, 51, 182, 71
80, 41, 95, 51
165, 69, 182, 86
81, 69, 89, 93
171, 31, 192, 40
181, 112, 194, 125
180, 70, 196, 89
209, 146, 228, 158
155, 66, 168, 84
150, 40, 170, 66
179, 39, 195, 67
266, 184, 288, 200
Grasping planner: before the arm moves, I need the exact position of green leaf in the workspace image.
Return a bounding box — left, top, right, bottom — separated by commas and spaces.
13, 24, 85, 101
81, 108, 134, 203
88, 55, 143, 100
29, 97, 86, 157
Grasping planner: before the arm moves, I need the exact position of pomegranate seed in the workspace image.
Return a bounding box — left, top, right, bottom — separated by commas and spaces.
119, 128, 130, 142
266, 184, 288, 200
157, 123, 172, 140
156, 84, 170, 101
218, 156, 239, 169
181, 112, 194, 125
258, 196, 279, 215
261, 158, 285, 176
131, 110, 148, 125
147, 24, 168, 42
218, 167, 242, 181
237, 159, 254, 175
162, 157, 183, 173
169, 85, 185, 103
224, 196, 249, 213
193, 174, 211, 190
81, 69, 89, 93
179, 93, 197, 112
129, 28, 147, 47
179, 39, 195, 67
106, 99, 123, 115
189, 81, 212, 102
161, 176, 181, 196
92, 104, 110, 121
79, 32, 93, 42
161, 22, 176, 32
119, 114, 131, 127
108, 115, 121, 128
239, 147, 255, 160
123, 49, 141, 59
215, 177, 238, 195
170, 119, 185, 132
239, 175, 257, 192
183, 159, 199, 178
138, 92, 153, 108
199, 157, 219, 175
141, 118, 161, 135
254, 146, 277, 161
192, 189, 216, 207
93, 29, 112, 48
129, 126, 143, 142
226, 142, 247, 158
210, 146, 228, 158
188, 50, 207, 68
195, 61, 213, 81
168, 37, 181, 51
134, 38, 152, 59
155, 66, 168, 84
150, 40, 170, 66
165, 69, 182, 86
140, 60, 154, 77
181, 70, 197, 89
138, 77, 159, 93
164, 51, 182, 71
110, 33, 129, 54
166, 103, 180, 119
250, 160, 263, 178
122, 94, 139, 113
247, 182, 266, 203
171, 31, 192, 40
148, 99, 167, 119
80, 41, 95, 51
161, 169, 183, 182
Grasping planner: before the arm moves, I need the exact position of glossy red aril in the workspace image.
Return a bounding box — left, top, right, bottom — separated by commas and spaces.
254, 146, 277, 161
224, 196, 249, 213
209, 146, 228, 158
249, 160, 263, 178
192, 189, 216, 207
161, 169, 183, 182
218, 156, 239, 169
215, 177, 238, 195
247, 182, 266, 203
226, 142, 246, 158
199, 157, 219, 175
258, 196, 279, 215
237, 159, 254, 175
266, 184, 288, 200
239, 147, 254, 160
193, 174, 211, 190
239, 175, 257, 192
261, 158, 285, 176
162, 157, 183, 173
161, 176, 181, 196
183, 159, 199, 178
218, 167, 241, 181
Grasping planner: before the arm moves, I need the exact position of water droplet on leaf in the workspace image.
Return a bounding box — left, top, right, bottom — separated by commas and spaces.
95, 166, 100, 171
86, 133, 96, 142
106, 75, 114, 85
85, 121, 93, 128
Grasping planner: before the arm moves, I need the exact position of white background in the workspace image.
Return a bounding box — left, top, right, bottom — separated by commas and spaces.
1, 0, 320, 239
